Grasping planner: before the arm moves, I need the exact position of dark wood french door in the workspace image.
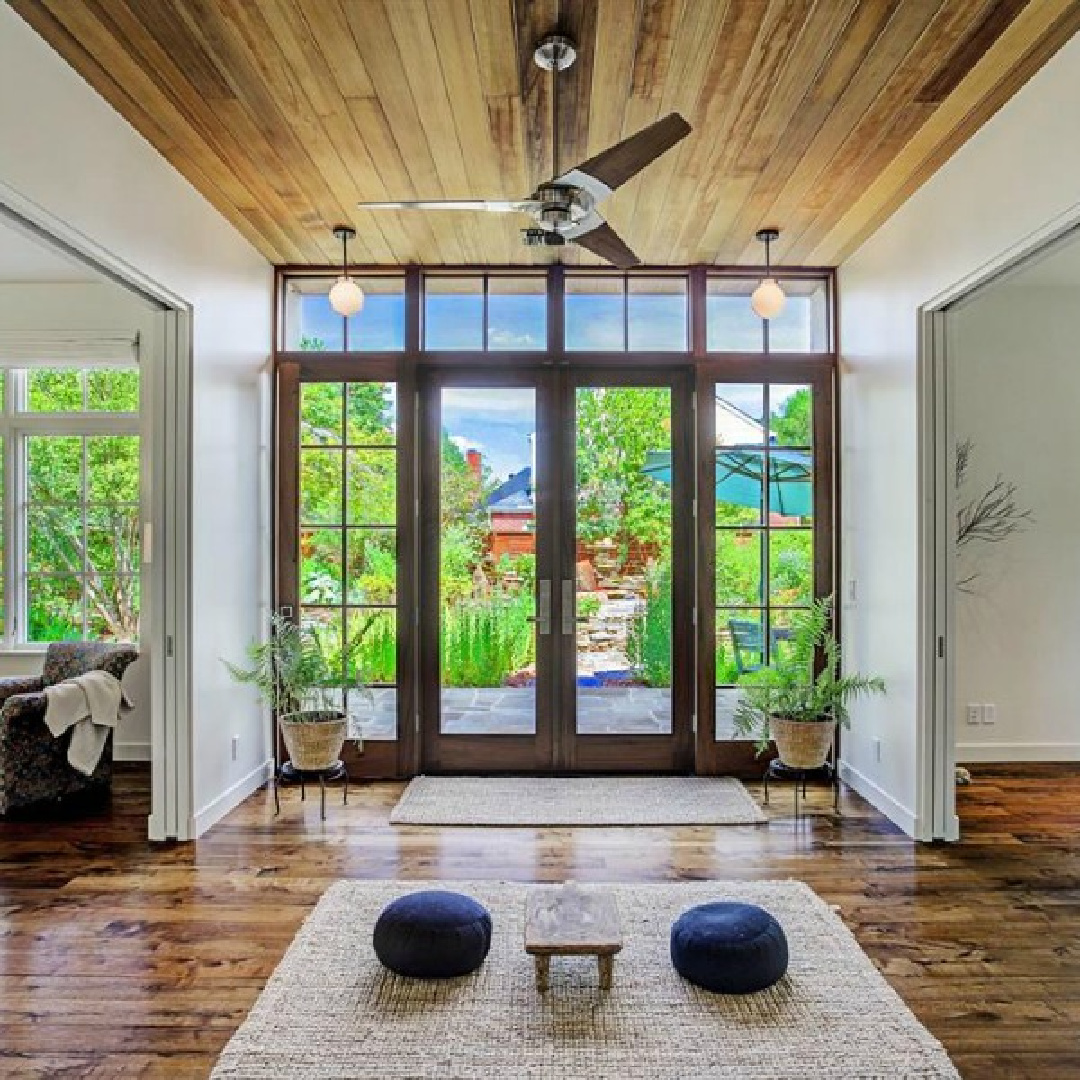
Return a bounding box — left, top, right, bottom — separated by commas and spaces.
418, 364, 694, 773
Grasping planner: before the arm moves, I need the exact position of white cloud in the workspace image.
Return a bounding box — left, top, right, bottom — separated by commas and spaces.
442, 387, 535, 418
448, 434, 481, 455
487, 328, 540, 349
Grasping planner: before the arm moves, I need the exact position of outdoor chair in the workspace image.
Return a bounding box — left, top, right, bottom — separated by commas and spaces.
729, 618, 768, 675
0, 642, 139, 815
728, 619, 792, 676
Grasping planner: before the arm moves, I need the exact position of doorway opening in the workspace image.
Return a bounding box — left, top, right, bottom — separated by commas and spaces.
923, 219, 1080, 841
0, 193, 193, 840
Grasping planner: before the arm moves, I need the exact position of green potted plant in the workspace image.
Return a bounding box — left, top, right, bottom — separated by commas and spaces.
226, 612, 369, 772
731, 597, 885, 769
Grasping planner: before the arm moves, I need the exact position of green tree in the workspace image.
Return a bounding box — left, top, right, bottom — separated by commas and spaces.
575, 387, 671, 556
24, 370, 141, 642
770, 388, 811, 445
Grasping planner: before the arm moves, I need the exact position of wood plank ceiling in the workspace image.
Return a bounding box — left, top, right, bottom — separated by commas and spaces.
12, 1, 1080, 268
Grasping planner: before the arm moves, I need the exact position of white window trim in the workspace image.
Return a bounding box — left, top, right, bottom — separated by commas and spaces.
0, 358, 142, 649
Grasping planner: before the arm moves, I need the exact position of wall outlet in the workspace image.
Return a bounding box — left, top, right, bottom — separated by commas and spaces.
231, 734, 240, 761
966, 704, 982, 725
982, 704, 997, 725
872, 736, 882, 763
847, 578, 858, 603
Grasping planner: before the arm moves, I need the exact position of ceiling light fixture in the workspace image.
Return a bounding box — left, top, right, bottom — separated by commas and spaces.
751, 228, 786, 321
328, 225, 364, 317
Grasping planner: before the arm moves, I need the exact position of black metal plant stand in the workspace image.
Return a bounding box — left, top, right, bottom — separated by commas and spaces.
273, 759, 349, 821
762, 759, 840, 820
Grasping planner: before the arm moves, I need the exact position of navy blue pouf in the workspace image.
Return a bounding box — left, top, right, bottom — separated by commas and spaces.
670, 902, 788, 994
373, 890, 492, 979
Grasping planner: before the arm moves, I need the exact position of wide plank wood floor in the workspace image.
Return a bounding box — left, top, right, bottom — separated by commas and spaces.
1, 763, 1078, 1078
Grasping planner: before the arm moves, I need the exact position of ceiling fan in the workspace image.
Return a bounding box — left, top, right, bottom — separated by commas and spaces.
355, 34, 691, 269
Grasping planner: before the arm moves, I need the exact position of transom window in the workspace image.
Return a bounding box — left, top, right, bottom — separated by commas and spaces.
279, 269, 832, 356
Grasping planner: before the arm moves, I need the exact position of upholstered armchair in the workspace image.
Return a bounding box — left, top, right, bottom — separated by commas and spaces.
0, 642, 140, 815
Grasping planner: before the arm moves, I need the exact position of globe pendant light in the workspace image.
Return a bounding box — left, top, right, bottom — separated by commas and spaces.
751, 227, 786, 321
328, 225, 364, 317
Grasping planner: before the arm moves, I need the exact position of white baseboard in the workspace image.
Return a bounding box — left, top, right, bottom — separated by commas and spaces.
957, 742, 1080, 763
192, 758, 273, 838
114, 740, 151, 762
838, 760, 917, 837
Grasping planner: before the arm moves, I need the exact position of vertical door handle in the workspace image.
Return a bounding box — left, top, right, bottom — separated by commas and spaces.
562, 578, 576, 636
530, 579, 552, 635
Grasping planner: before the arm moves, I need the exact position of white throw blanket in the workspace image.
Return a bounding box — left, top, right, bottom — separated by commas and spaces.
44, 670, 132, 776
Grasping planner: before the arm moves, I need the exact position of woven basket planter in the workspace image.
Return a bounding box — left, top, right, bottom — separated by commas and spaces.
769, 716, 836, 770
280, 711, 347, 771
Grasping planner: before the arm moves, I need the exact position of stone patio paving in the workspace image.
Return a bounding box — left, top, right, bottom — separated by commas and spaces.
349, 687, 741, 740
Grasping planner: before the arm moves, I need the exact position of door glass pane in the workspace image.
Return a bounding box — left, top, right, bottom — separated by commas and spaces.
301, 383, 343, 445
770, 384, 813, 446
301, 528, 342, 605
769, 530, 813, 606
298, 381, 399, 741
346, 529, 397, 605
439, 388, 537, 734
425, 276, 483, 350
488, 276, 546, 350
300, 449, 343, 525
715, 529, 763, 606
716, 607, 765, 739
565, 276, 624, 350
715, 383, 766, 441
347, 382, 396, 445
628, 277, 687, 351
576, 386, 672, 735
713, 377, 823, 741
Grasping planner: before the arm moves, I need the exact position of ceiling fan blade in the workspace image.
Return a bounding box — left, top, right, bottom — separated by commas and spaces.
571, 220, 641, 269
356, 199, 535, 213
559, 113, 691, 197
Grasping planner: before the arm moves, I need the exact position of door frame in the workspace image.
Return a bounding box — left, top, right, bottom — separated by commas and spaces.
557, 365, 695, 773
273, 264, 839, 779
417, 364, 558, 773
276, 352, 420, 779
0, 186, 193, 841
416, 362, 695, 774
694, 356, 837, 775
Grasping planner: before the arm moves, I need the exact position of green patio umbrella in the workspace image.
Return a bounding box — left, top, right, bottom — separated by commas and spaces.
643, 447, 813, 518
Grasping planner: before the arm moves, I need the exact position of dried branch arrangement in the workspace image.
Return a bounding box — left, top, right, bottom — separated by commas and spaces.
955, 438, 1034, 591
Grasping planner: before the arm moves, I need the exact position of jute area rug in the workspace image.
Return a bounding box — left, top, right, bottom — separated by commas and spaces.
212, 880, 958, 1079
389, 776, 767, 826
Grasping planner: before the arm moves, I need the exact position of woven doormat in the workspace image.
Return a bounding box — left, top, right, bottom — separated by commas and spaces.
389, 775, 767, 826
212, 879, 958, 1079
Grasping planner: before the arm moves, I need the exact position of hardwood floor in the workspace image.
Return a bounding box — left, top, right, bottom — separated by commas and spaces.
1, 763, 1078, 1078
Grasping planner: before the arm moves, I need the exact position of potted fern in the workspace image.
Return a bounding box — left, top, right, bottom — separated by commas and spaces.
226, 612, 370, 772
731, 597, 885, 769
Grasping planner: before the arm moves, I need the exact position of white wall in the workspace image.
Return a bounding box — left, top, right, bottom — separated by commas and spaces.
0, 6, 273, 836
951, 285, 1080, 762
839, 31, 1080, 835
0, 282, 156, 759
